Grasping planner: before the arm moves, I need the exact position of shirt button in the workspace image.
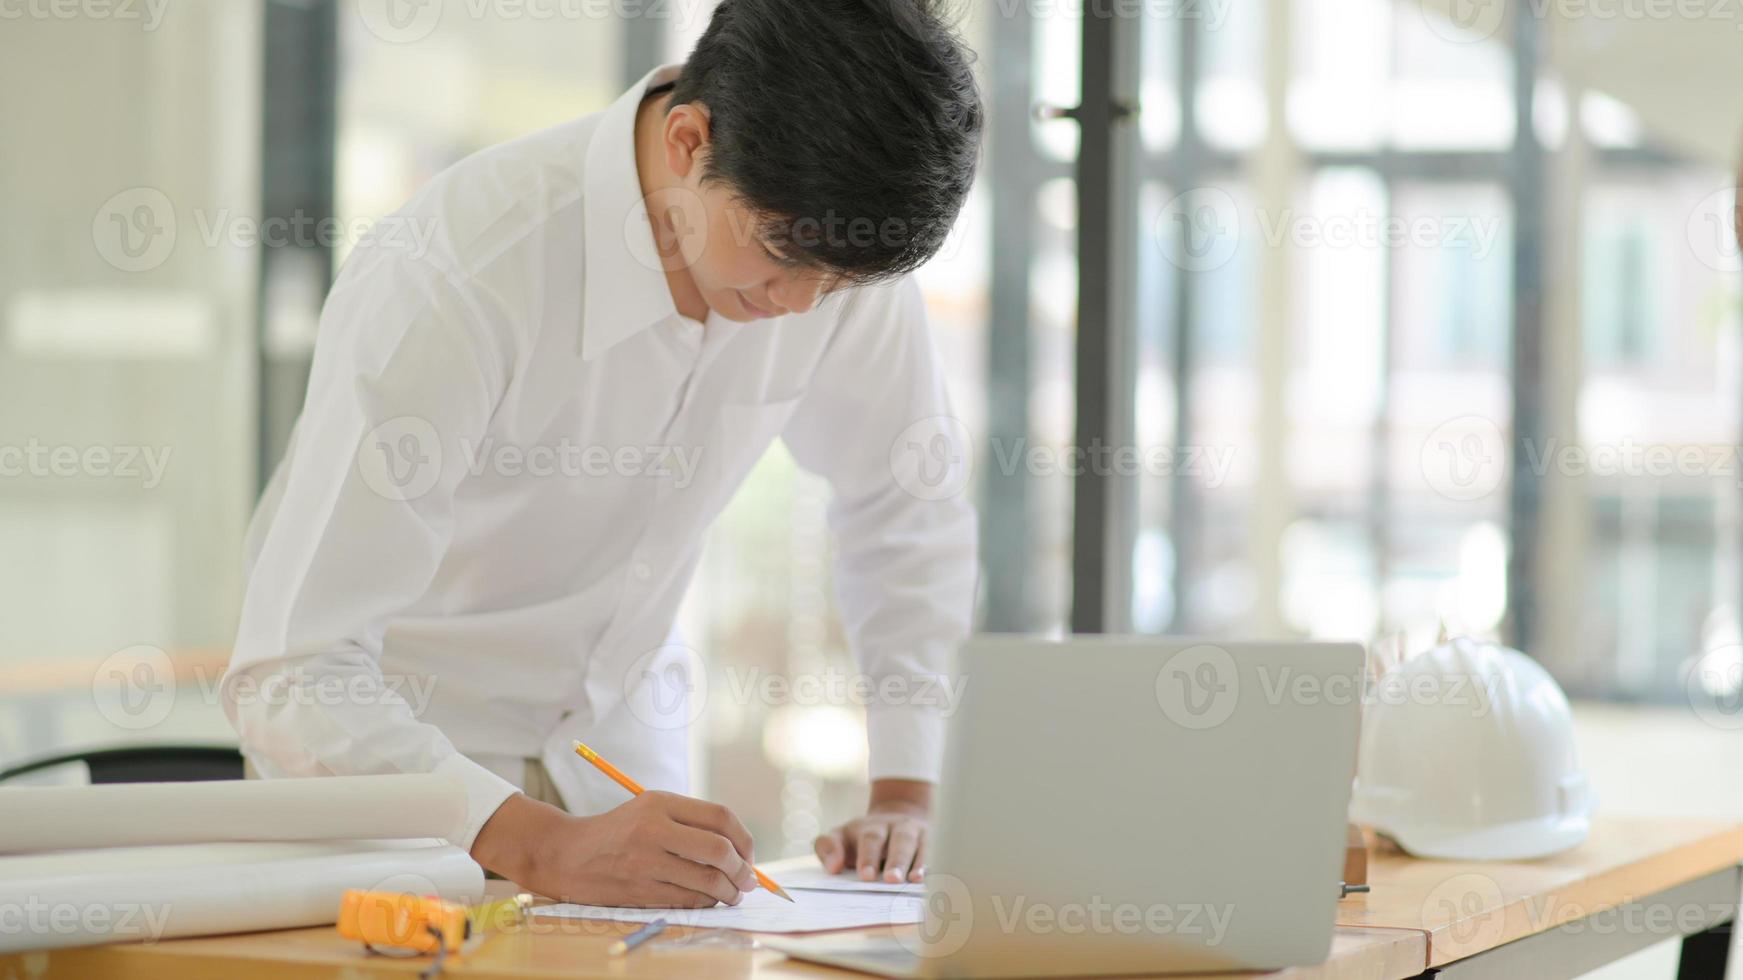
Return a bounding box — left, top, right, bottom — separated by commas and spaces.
633, 563, 652, 581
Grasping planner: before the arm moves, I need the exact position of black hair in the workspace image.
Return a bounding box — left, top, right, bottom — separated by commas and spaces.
669, 0, 983, 284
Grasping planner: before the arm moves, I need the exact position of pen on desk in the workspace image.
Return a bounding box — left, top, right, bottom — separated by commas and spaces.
571, 740, 795, 902
608, 918, 668, 956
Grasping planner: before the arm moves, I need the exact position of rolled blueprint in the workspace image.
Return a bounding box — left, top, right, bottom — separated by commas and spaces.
0, 838, 484, 952
0, 774, 467, 853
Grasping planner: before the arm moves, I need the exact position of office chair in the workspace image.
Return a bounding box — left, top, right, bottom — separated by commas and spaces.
0, 745, 244, 785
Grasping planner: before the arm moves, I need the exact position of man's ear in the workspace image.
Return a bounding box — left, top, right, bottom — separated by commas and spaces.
664, 102, 712, 180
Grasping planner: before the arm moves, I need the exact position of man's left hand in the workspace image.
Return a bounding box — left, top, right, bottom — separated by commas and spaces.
814, 778, 932, 883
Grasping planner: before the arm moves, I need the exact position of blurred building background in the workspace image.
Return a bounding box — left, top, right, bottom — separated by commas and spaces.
2, 4, 1742, 963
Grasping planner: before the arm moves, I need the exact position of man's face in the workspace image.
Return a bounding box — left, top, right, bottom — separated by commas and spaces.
692, 182, 839, 322
645, 100, 843, 323
645, 176, 837, 324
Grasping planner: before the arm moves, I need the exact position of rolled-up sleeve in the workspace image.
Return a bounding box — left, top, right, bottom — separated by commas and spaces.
779, 277, 980, 784
223, 247, 520, 849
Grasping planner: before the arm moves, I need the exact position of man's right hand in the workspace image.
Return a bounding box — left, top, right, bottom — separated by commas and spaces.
470, 791, 760, 907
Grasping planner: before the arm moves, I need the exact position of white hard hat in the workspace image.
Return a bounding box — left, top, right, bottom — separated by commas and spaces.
1351, 636, 1593, 861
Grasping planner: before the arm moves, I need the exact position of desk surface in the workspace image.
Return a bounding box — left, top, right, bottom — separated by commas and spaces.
1339, 816, 1743, 966
5, 816, 1738, 980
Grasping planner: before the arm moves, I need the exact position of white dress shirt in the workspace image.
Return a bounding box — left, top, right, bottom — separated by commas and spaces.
222, 66, 979, 849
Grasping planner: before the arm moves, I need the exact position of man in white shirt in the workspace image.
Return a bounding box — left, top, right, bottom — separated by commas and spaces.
222, 0, 981, 908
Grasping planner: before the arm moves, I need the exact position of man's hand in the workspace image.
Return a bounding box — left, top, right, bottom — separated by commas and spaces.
471, 791, 759, 907
814, 779, 932, 884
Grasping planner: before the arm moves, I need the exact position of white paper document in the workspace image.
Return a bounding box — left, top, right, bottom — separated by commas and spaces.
533, 887, 924, 933
758, 855, 925, 895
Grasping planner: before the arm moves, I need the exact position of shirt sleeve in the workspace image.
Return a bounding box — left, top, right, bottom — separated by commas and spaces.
223, 247, 521, 850
778, 276, 980, 784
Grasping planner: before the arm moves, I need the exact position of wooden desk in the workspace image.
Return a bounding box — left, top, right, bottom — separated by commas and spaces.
1341, 816, 1743, 978
0, 899, 1425, 980
2, 817, 1735, 980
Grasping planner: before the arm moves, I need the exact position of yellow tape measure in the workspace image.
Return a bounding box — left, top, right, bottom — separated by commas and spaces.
338, 889, 530, 975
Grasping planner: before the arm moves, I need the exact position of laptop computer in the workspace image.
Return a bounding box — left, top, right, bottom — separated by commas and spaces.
765, 635, 1365, 978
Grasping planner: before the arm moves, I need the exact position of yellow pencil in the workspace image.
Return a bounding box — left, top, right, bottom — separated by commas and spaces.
572, 740, 794, 902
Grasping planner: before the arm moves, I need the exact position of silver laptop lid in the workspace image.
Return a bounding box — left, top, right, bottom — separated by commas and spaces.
920, 636, 1365, 977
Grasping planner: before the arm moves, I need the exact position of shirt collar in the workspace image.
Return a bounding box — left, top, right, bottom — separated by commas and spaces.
581, 64, 684, 362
